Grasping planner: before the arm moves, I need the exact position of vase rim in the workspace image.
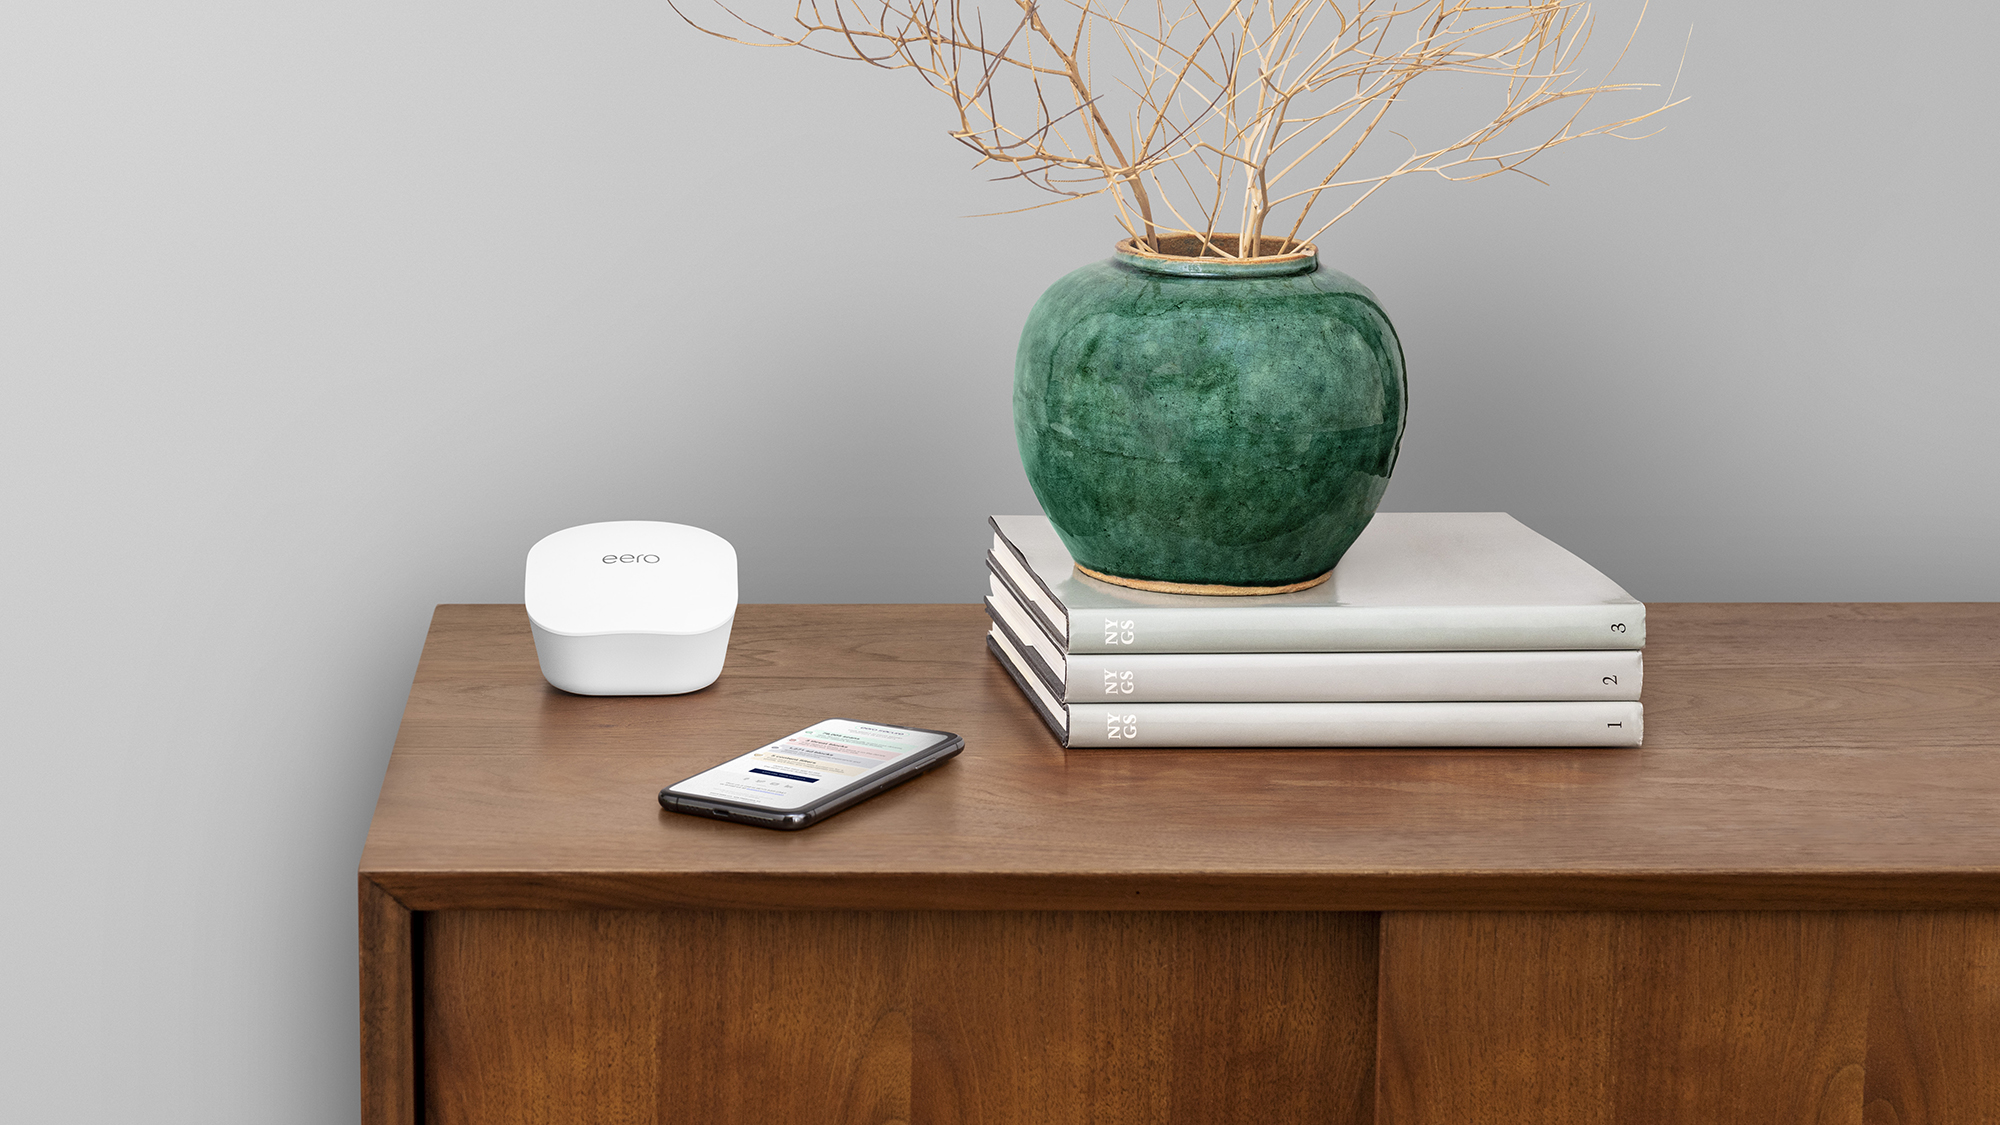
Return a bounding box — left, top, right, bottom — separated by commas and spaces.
1114, 234, 1318, 278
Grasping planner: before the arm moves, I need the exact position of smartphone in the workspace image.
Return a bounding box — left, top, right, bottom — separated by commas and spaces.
659, 718, 964, 830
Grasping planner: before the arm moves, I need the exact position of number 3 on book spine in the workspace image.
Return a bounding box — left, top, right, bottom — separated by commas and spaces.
1107, 713, 1139, 740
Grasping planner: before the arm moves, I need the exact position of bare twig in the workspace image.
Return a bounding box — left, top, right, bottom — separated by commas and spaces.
669, 0, 1682, 256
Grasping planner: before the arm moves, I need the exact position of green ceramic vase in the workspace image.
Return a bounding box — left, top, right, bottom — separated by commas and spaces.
1014, 235, 1407, 593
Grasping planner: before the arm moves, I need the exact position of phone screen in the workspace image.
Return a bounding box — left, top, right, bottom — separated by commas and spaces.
665, 719, 956, 811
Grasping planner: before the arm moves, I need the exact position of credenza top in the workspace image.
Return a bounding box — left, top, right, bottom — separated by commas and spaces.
359, 602, 2000, 911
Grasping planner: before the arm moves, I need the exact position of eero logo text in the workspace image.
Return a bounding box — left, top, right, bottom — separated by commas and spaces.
602, 553, 661, 564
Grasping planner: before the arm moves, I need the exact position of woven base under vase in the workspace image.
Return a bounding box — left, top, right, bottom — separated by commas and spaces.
1073, 562, 1333, 597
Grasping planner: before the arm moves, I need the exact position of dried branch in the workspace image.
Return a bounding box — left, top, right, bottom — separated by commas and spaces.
669, 0, 1684, 255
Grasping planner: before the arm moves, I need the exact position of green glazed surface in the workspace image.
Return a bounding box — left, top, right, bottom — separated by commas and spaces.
1014, 249, 1406, 588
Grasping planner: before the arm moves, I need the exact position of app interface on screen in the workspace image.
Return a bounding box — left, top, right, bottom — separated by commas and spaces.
669, 720, 950, 811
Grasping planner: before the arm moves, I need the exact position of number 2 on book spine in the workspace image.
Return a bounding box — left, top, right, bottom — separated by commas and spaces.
1104, 669, 1134, 695
1107, 713, 1139, 739
1104, 619, 1136, 646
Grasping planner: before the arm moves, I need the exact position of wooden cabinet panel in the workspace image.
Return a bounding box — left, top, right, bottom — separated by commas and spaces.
910, 912, 1377, 1125
1862, 912, 2000, 1125
422, 910, 1377, 1125
426, 911, 661, 1125
366, 605, 2000, 915
1378, 911, 2000, 1125
1604, 913, 1872, 1123
365, 606, 2000, 1123
418, 906, 2000, 1125
357, 877, 416, 1125
425, 910, 910, 1125
1377, 912, 1619, 1124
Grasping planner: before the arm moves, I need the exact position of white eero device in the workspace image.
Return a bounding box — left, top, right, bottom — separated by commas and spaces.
525, 521, 738, 696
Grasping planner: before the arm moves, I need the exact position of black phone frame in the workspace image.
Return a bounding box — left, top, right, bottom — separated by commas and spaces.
658, 719, 964, 830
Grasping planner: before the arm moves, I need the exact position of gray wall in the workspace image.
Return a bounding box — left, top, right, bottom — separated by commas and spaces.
1, 1, 1993, 1120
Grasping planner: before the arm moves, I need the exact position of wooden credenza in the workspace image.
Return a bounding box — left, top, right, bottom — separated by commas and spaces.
359, 603, 2000, 1124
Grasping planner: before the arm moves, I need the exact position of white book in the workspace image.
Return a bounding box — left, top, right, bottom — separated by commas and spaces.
990, 513, 1645, 654
987, 579, 1642, 703
989, 624, 1644, 748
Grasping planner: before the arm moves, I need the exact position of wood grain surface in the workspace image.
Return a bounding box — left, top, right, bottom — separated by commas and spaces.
1861, 912, 2000, 1124
357, 876, 416, 1125
912, 911, 1376, 1125
363, 604, 2000, 1125
361, 603, 2000, 912
425, 910, 910, 1125
422, 909, 1378, 1125
1377, 911, 2000, 1125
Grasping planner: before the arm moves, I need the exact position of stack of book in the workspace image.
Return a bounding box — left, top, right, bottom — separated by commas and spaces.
985, 513, 1645, 747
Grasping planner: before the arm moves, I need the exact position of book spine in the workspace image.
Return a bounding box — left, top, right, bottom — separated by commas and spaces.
1068, 701, 1643, 748
1066, 603, 1645, 654
1068, 649, 1642, 703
